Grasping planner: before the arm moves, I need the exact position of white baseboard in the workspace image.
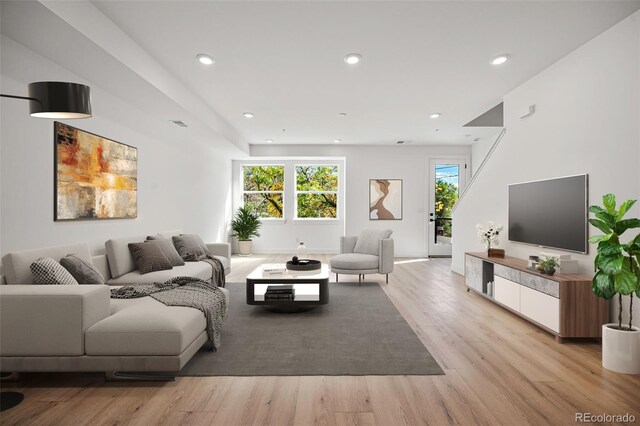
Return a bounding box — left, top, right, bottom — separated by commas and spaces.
450, 263, 465, 276
235, 248, 340, 255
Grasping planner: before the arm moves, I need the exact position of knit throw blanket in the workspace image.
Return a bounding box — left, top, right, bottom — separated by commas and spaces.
181, 253, 226, 288
110, 276, 227, 351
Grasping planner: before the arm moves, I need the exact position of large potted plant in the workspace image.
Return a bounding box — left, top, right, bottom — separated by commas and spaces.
231, 205, 261, 256
589, 194, 640, 374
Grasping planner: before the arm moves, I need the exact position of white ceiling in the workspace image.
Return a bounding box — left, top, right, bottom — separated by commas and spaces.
4, 1, 640, 147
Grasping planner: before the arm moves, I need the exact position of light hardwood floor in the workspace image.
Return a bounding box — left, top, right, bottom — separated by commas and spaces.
2, 255, 639, 426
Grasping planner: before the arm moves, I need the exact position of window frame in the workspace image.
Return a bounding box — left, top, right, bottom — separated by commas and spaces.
241, 164, 286, 220
294, 164, 340, 221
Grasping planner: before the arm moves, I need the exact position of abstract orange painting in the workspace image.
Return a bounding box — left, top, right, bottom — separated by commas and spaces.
55, 122, 137, 221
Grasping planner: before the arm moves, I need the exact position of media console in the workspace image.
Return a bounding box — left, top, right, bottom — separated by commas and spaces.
465, 252, 608, 342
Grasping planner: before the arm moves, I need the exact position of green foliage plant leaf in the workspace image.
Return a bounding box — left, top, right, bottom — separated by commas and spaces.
593, 271, 615, 299
602, 194, 616, 214
589, 218, 612, 235
617, 199, 636, 221
615, 218, 640, 235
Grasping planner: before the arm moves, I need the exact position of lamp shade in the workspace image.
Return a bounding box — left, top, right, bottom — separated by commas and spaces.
28, 81, 91, 119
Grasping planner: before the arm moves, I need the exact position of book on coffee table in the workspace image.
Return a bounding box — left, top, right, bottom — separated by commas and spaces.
262, 263, 287, 274
266, 284, 294, 294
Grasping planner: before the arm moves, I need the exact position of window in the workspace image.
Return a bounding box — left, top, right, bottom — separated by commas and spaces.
242, 165, 284, 218
295, 165, 338, 219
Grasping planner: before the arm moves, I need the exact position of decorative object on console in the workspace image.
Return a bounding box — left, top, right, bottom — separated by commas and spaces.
475, 221, 503, 255
487, 248, 505, 258
231, 205, 262, 256
60, 254, 105, 284
539, 256, 559, 276
369, 179, 402, 220
30, 257, 79, 285
0, 81, 92, 119
589, 194, 640, 374
55, 122, 137, 221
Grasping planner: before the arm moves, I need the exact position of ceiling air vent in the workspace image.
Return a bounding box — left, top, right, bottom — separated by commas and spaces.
170, 120, 188, 128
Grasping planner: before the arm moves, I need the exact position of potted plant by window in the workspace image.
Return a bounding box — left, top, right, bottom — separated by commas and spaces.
231, 205, 261, 256
589, 194, 640, 374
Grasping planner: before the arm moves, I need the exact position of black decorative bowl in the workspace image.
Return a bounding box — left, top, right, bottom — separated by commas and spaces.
286, 259, 321, 271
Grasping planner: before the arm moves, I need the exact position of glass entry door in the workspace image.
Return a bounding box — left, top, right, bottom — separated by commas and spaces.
428, 159, 467, 257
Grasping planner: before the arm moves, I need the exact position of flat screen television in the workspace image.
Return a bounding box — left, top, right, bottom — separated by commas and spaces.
508, 174, 588, 254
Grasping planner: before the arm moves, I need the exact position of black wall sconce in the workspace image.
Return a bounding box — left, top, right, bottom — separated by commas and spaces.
0, 81, 92, 119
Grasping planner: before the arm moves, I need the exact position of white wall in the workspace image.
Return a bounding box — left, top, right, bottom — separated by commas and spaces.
470, 137, 496, 176
251, 144, 470, 257
232, 158, 345, 254
0, 36, 234, 256
453, 12, 640, 325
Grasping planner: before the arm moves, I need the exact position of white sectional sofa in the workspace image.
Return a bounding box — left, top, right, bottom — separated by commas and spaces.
0, 232, 231, 378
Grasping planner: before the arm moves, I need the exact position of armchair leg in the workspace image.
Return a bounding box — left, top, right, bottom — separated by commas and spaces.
386, 273, 389, 284
336, 273, 338, 282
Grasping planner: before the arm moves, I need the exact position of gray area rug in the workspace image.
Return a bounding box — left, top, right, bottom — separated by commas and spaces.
178, 281, 444, 376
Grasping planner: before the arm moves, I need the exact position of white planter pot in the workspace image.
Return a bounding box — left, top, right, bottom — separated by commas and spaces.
238, 240, 252, 256
602, 324, 640, 374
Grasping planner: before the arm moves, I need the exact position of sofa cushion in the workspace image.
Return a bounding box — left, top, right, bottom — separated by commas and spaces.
85, 296, 207, 356
330, 253, 379, 270
106, 261, 213, 285
30, 257, 79, 285
146, 235, 185, 266
105, 235, 146, 279
2, 243, 92, 284
172, 235, 206, 260
128, 241, 173, 275
60, 254, 105, 284
353, 229, 393, 255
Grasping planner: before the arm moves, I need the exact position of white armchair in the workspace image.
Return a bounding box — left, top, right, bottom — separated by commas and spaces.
330, 229, 394, 284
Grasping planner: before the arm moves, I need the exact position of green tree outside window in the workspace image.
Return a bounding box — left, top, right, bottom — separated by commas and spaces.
295, 165, 338, 219
242, 165, 285, 218
435, 179, 458, 237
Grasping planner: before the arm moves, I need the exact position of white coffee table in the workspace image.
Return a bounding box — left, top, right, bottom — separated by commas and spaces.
246, 264, 330, 311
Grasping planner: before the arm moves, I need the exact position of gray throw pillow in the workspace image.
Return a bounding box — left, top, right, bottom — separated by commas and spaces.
60, 254, 105, 284
353, 229, 393, 255
128, 241, 173, 274
172, 234, 206, 261
181, 233, 211, 255
30, 257, 79, 285
147, 235, 185, 266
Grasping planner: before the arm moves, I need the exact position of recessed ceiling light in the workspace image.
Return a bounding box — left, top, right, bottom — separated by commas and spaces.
344, 53, 362, 65
265, 139, 273, 143
430, 113, 441, 119
196, 54, 214, 65
490, 54, 510, 65
243, 112, 254, 118
333, 139, 341, 143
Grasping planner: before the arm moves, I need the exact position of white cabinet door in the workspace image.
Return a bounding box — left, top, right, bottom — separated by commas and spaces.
520, 286, 560, 332
494, 275, 520, 312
